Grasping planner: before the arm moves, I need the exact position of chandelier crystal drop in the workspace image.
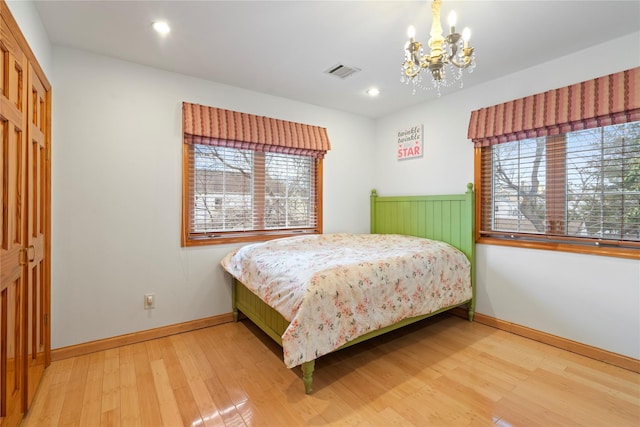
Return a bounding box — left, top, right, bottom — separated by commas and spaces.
401, 0, 476, 95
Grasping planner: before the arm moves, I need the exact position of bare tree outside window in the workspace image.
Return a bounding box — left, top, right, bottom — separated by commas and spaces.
488, 121, 640, 242
567, 122, 640, 240
191, 145, 316, 234
492, 137, 546, 233
265, 154, 314, 228
193, 145, 253, 232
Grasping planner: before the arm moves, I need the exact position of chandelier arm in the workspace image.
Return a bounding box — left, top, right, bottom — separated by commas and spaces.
449, 55, 471, 69
404, 67, 420, 78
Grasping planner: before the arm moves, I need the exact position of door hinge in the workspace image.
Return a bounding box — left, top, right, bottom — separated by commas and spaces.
44, 313, 49, 325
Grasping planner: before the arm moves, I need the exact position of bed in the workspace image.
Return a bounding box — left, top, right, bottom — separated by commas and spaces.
221, 184, 475, 394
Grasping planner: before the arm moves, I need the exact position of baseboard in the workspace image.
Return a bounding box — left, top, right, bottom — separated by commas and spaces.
52, 309, 640, 374
451, 307, 640, 373
51, 313, 234, 361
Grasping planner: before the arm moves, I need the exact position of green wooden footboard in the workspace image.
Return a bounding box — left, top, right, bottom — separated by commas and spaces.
232, 184, 475, 394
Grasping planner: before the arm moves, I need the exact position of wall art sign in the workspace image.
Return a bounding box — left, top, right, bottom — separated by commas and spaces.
397, 125, 423, 160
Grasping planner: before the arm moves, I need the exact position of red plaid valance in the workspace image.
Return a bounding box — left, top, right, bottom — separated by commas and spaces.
183, 102, 331, 158
468, 67, 640, 147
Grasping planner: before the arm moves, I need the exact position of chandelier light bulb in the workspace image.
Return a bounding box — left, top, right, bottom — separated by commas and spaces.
407, 25, 416, 40
462, 27, 471, 41
447, 10, 457, 30
462, 27, 471, 47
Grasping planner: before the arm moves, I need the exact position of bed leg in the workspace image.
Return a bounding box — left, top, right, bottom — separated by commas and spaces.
301, 360, 315, 394
468, 301, 475, 322
232, 279, 239, 322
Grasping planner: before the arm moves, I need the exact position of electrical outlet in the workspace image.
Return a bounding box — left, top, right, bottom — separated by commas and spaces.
144, 293, 156, 309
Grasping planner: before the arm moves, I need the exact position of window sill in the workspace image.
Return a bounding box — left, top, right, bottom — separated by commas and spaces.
476, 236, 640, 260
183, 230, 321, 247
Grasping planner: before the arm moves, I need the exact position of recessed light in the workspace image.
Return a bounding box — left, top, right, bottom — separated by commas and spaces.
366, 88, 380, 97
152, 21, 171, 35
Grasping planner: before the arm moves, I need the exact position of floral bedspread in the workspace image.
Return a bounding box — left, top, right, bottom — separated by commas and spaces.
221, 233, 471, 368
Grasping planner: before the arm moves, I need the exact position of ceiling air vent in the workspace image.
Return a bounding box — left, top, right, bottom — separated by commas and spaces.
324, 63, 361, 79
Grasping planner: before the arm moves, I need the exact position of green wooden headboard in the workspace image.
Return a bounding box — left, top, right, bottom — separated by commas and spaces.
370, 182, 475, 270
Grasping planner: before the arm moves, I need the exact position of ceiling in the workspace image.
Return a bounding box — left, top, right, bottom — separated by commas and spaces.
34, 1, 640, 118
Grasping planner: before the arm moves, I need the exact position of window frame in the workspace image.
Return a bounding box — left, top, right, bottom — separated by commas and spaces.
181, 143, 324, 247
474, 133, 640, 260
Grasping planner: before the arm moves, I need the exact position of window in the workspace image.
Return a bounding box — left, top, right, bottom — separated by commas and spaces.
470, 67, 639, 258
181, 103, 330, 246
480, 122, 640, 247
188, 145, 318, 241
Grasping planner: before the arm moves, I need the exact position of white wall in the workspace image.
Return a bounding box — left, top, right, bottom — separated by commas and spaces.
374, 32, 640, 359
50, 46, 375, 348
5, 0, 52, 79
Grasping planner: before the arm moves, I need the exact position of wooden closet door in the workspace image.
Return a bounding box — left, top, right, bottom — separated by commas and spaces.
24, 67, 48, 408
0, 14, 28, 426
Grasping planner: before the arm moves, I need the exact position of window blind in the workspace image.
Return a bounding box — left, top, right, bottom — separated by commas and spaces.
187, 144, 318, 239
182, 102, 331, 158
480, 121, 640, 244
469, 67, 639, 147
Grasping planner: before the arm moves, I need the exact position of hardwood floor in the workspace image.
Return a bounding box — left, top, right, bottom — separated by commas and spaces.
22, 314, 640, 426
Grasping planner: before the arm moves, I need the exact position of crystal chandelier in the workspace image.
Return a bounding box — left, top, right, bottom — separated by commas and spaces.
401, 0, 476, 95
